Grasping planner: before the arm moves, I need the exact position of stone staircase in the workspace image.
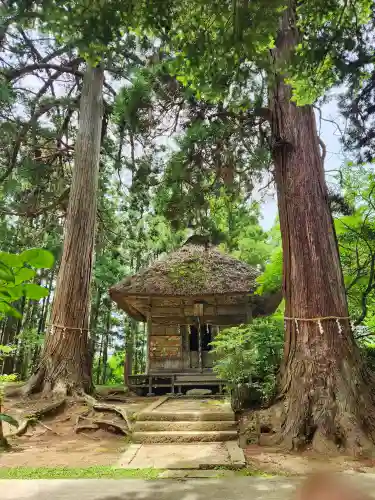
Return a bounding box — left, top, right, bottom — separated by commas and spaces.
133, 397, 238, 444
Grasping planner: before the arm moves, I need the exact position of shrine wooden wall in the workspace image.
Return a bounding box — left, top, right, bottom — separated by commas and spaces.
148, 323, 183, 372
147, 323, 221, 373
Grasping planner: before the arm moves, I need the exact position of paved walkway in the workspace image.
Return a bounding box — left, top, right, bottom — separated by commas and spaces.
2, 475, 375, 500
117, 442, 245, 469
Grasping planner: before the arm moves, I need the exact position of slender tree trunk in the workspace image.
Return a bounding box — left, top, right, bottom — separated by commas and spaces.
89, 287, 102, 371
32, 270, 55, 371
267, 1, 375, 455
133, 323, 139, 375
14, 297, 33, 377
101, 306, 111, 385
1, 315, 17, 374
2, 296, 24, 375
24, 64, 104, 396
124, 320, 133, 388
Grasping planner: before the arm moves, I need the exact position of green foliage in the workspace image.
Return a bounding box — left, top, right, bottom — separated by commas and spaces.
211, 315, 284, 401
209, 194, 271, 268
256, 247, 283, 295
289, 1, 373, 104
0, 250, 54, 319
254, 166, 375, 328
113, 72, 153, 135
0, 374, 17, 384
19, 249, 54, 269
0, 413, 18, 428
334, 165, 375, 326
0, 345, 15, 358
106, 351, 125, 385
169, 258, 207, 287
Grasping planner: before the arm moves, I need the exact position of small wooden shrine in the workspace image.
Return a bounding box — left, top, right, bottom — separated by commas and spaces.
109, 238, 281, 394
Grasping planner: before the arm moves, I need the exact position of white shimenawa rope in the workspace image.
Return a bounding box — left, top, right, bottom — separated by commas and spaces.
284, 316, 353, 336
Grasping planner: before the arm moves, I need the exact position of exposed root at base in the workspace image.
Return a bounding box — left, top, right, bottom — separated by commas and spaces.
23, 368, 92, 398
5, 399, 66, 439
243, 402, 375, 457
83, 394, 132, 431
5, 393, 133, 442
75, 422, 99, 433
92, 419, 128, 435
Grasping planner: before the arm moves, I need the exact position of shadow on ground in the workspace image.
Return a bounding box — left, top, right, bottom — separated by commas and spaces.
3, 473, 375, 500
0, 477, 299, 500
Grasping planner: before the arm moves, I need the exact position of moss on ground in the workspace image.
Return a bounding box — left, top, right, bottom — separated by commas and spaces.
0, 467, 163, 480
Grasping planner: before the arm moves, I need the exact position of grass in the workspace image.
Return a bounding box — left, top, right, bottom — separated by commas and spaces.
212, 465, 277, 477
0, 467, 163, 480
0, 466, 284, 480
95, 384, 127, 391
234, 468, 276, 477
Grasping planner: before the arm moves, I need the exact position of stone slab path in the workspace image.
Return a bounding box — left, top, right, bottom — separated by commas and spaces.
2, 474, 375, 500
133, 396, 237, 443
117, 441, 245, 469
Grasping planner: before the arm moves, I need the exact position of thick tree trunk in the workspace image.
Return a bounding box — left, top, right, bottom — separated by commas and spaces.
24, 65, 104, 396
268, 1, 375, 455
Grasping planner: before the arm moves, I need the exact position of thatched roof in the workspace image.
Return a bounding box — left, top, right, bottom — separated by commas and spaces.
112, 242, 259, 295
109, 242, 265, 322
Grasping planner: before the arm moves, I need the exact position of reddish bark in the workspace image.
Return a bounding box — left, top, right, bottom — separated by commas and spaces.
24, 65, 104, 396
268, 1, 375, 454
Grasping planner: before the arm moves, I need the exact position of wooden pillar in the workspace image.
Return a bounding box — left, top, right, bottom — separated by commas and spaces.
188, 325, 192, 369
146, 314, 151, 375
198, 319, 203, 373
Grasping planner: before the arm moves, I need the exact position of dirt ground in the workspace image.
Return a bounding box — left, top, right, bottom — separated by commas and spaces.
0, 391, 154, 468
244, 444, 375, 475
3, 391, 375, 473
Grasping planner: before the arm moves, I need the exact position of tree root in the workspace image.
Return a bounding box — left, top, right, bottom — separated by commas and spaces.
75, 422, 99, 434
92, 419, 129, 436
4, 385, 25, 399
5, 399, 66, 439
244, 400, 375, 456
27, 398, 67, 420
38, 421, 60, 436
83, 395, 132, 431
6, 417, 36, 438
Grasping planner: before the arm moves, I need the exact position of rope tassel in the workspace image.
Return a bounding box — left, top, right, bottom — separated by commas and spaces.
336, 318, 342, 335
284, 316, 352, 336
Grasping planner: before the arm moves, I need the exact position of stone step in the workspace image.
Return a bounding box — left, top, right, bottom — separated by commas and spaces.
137, 411, 235, 422
133, 430, 238, 443
134, 420, 237, 432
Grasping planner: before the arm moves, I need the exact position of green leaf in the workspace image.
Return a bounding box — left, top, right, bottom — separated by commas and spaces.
14, 268, 36, 285
0, 252, 22, 268
0, 413, 19, 427
0, 288, 13, 300
5, 285, 24, 301
0, 345, 14, 355
20, 249, 54, 269
22, 284, 49, 300
0, 262, 14, 283
0, 302, 21, 319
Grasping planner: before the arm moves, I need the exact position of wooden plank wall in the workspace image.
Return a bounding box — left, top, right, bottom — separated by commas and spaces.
148, 323, 182, 372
